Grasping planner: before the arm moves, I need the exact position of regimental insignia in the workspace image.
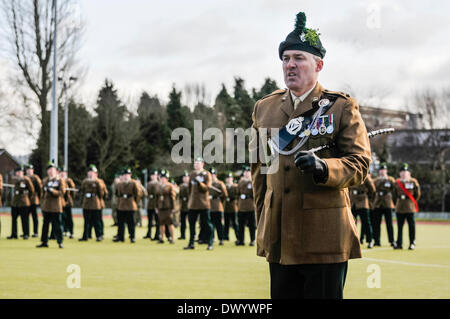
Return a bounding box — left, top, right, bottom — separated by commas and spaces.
286, 116, 304, 135
299, 32, 306, 42
326, 114, 334, 134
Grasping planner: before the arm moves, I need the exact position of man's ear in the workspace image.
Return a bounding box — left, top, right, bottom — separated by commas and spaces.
316, 59, 324, 72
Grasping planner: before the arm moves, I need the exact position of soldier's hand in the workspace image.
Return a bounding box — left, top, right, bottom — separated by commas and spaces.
294, 151, 328, 183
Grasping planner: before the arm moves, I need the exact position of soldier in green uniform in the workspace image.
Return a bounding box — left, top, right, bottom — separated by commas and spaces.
36, 163, 66, 248
178, 171, 190, 240
79, 165, 106, 242
8, 166, 34, 240
394, 163, 421, 250
25, 164, 42, 237
236, 166, 255, 246
59, 168, 76, 239
349, 173, 375, 248
144, 169, 160, 240
209, 168, 228, 246
184, 156, 214, 250
373, 163, 397, 247
156, 170, 176, 244
224, 172, 239, 241
97, 176, 108, 239
114, 168, 142, 243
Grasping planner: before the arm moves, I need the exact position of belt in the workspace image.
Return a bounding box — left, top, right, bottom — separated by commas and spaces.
352, 190, 364, 195
378, 191, 391, 196
15, 190, 29, 195
122, 194, 132, 199
240, 194, 253, 200
85, 193, 97, 198
209, 195, 219, 200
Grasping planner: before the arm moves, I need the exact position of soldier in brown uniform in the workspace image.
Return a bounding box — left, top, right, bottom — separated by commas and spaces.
349, 173, 376, 248
394, 163, 421, 250
209, 168, 228, 246
36, 163, 66, 248
156, 170, 176, 244
59, 168, 76, 239
79, 165, 106, 242
0, 173, 2, 236
97, 176, 108, 239
25, 164, 42, 237
184, 156, 214, 250
250, 12, 371, 299
8, 166, 35, 240
224, 172, 239, 241
178, 171, 190, 240
236, 166, 255, 246
373, 163, 397, 247
111, 174, 120, 226
144, 169, 160, 240
135, 179, 146, 227
114, 168, 142, 243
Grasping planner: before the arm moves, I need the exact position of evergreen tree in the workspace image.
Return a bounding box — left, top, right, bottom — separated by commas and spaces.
233, 77, 255, 129
252, 78, 279, 101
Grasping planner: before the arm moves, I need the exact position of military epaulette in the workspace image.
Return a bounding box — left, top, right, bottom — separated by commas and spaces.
260, 89, 287, 101
323, 89, 351, 99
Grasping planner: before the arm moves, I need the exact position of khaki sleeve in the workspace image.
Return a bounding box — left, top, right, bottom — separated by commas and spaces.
321, 98, 372, 189
26, 177, 35, 199
250, 101, 267, 223
197, 172, 210, 193
415, 179, 421, 201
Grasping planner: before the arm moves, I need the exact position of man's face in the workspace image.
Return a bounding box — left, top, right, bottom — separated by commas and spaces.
151, 174, 158, 181
226, 177, 233, 184
47, 167, 57, 178
243, 171, 251, 179
26, 168, 34, 176
60, 171, 67, 179
124, 173, 131, 182
400, 170, 410, 180
15, 170, 24, 178
88, 171, 97, 179
379, 168, 387, 177
182, 176, 189, 184
282, 50, 322, 95
194, 161, 204, 171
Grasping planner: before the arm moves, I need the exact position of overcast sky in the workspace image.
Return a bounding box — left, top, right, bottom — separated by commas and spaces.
1, 0, 450, 155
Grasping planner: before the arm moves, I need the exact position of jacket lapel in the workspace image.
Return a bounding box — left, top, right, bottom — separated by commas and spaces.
279, 90, 294, 118
288, 82, 323, 121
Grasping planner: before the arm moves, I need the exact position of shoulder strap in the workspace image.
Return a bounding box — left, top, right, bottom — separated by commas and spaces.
396, 179, 419, 212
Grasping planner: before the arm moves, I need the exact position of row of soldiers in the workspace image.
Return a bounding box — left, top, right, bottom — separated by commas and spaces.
349, 162, 421, 250
1, 157, 257, 250
108, 157, 256, 250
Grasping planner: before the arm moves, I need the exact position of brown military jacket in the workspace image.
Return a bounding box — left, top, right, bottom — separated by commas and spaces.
147, 181, 159, 210
373, 175, 396, 209
116, 179, 142, 211
157, 183, 176, 210
11, 176, 35, 207
41, 176, 66, 213
188, 169, 212, 210
97, 178, 108, 209
209, 180, 228, 212
179, 183, 190, 211
80, 178, 106, 210
238, 178, 254, 212
349, 175, 375, 210
224, 183, 238, 213
0, 174, 3, 207
27, 174, 42, 205
394, 178, 421, 213
250, 83, 371, 265
63, 177, 76, 207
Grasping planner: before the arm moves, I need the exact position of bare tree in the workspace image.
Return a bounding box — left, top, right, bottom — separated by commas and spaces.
1, 0, 85, 170
414, 88, 450, 211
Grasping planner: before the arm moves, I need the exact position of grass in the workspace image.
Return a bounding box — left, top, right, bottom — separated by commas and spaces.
0, 214, 449, 299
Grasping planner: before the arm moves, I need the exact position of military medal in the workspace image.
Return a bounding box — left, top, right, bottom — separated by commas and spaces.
311, 121, 319, 136
318, 98, 330, 107
319, 116, 327, 135
304, 128, 311, 136
326, 114, 334, 134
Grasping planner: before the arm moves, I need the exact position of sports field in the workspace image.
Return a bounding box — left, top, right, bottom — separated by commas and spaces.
0, 214, 449, 299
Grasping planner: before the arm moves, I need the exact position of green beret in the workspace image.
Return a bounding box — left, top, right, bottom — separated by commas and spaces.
183, 170, 189, 177
242, 165, 250, 172
160, 169, 169, 178
25, 164, 34, 170
150, 169, 159, 175
279, 11, 326, 59
379, 162, 388, 169
88, 164, 98, 173
14, 166, 24, 172
194, 155, 204, 163
226, 171, 233, 178
209, 167, 217, 175
122, 167, 132, 175
47, 162, 57, 170
400, 163, 409, 172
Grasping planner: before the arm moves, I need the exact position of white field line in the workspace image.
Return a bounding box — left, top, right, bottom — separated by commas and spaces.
362, 257, 450, 269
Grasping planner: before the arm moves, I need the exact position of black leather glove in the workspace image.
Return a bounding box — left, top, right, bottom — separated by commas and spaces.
294, 150, 328, 183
